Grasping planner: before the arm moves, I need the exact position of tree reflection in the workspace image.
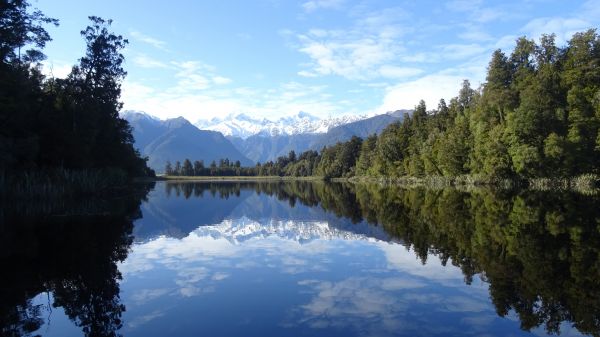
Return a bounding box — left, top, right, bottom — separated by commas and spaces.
163, 181, 600, 336
0, 184, 152, 337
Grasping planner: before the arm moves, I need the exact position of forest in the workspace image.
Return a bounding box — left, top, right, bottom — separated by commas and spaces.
169, 30, 600, 184
0, 0, 153, 197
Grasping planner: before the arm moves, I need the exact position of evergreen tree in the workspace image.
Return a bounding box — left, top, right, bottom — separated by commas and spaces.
193, 160, 204, 175
174, 161, 181, 176
182, 159, 193, 176
165, 161, 173, 175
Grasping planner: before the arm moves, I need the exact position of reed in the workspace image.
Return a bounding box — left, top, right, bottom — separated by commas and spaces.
0, 168, 129, 199
528, 174, 599, 194
346, 174, 598, 193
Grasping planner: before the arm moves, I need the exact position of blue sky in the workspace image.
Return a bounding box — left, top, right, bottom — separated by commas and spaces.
36, 0, 600, 121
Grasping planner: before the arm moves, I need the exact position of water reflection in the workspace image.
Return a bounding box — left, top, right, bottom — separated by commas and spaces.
2, 181, 599, 336
0, 184, 153, 337
128, 181, 599, 336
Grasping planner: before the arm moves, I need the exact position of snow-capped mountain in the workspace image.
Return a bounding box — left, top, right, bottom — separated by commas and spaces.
121, 110, 161, 124
120, 110, 253, 171
192, 217, 391, 245
195, 111, 367, 139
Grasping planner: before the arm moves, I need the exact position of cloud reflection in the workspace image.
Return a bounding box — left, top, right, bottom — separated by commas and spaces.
120, 216, 502, 336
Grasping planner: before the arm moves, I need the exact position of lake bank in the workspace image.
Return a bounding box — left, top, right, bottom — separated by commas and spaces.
155, 174, 600, 193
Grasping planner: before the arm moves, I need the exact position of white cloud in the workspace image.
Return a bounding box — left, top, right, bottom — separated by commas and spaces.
376, 74, 465, 112
297, 70, 319, 77
296, 30, 398, 80
440, 43, 489, 60
133, 54, 170, 69
302, 0, 344, 12
121, 64, 346, 120
445, 0, 509, 23
41, 61, 72, 79
212, 76, 232, 85
294, 7, 411, 80
378, 65, 423, 79
458, 24, 494, 42
130, 31, 168, 51
522, 17, 592, 44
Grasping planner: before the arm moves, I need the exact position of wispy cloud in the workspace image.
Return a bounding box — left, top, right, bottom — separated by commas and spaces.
122, 73, 347, 121
294, 7, 411, 80
302, 0, 344, 12
522, 17, 592, 44
133, 54, 171, 69
378, 65, 423, 79
445, 0, 511, 23
130, 31, 169, 51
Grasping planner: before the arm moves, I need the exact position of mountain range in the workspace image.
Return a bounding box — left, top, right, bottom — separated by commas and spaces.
122, 110, 410, 172
195, 111, 366, 139
122, 111, 253, 171
228, 110, 408, 163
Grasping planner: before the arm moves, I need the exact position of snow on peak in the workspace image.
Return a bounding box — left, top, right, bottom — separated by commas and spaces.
195, 112, 366, 139
191, 217, 387, 244
121, 110, 160, 122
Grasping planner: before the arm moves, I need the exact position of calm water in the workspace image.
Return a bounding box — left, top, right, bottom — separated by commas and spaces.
2, 181, 599, 337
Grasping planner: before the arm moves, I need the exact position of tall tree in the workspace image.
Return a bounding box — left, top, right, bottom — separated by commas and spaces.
0, 0, 58, 64
182, 159, 193, 176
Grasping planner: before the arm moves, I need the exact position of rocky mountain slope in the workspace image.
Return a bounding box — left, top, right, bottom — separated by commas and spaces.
195, 111, 365, 139
122, 111, 253, 172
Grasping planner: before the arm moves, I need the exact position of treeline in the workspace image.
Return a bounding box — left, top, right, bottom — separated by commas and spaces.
0, 1, 152, 181
165, 144, 359, 178
195, 30, 600, 181
349, 31, 600, 179
165, 158, 250, 176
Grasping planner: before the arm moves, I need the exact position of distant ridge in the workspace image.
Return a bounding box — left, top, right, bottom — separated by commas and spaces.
228, 110, 409, 163
122, 111, 253, 172
195, 111, 366, 139
122, 109, 410, 167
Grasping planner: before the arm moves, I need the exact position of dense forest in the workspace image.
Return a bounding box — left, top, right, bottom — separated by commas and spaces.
173, 30, 599, 183
0, 0, 152, 194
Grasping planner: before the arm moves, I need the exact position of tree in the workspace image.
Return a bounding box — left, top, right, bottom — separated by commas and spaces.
0, 0, 58, 64
56, 16, 149, 176
458, 79, 477, 112
194, 160, 204, 175
165, 161, 173, 175
174, 161, 181, 176
182, 159, 193, 176
0, 1, 57, 170
483, 49, 516, 123
288, 150, 296, 163
562, 29, 600, 174
210, 160, 217, 176
70, 16, 128, 111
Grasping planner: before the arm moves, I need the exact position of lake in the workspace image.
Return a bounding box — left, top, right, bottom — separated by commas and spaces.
1, 181, 598, 337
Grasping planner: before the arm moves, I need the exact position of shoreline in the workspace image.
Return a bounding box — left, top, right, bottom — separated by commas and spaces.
150, 174, 599, 193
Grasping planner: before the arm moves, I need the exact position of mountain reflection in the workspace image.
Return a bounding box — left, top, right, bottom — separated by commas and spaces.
139, 181, 600, 336
3, 181, 600, 336
0, 184, 153, 337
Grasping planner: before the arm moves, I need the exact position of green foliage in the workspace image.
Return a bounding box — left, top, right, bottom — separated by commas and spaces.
0, 2, 152, 184
240, 29, 599, 181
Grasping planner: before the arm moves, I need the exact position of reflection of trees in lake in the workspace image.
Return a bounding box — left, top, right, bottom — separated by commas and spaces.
0, 184, 152, 337
164, 181, 600, 336
352, 185, 600, 336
